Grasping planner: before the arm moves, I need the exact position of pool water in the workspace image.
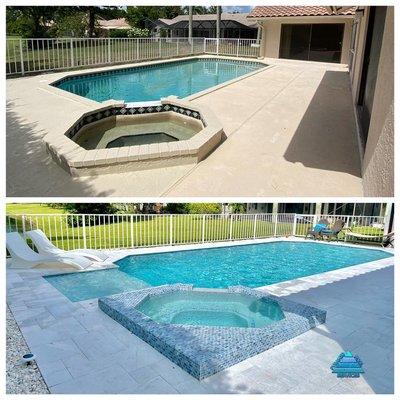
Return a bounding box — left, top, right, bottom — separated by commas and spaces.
55, 58, 264, 103
45, 241, 392, 302
135, 291, 284, 328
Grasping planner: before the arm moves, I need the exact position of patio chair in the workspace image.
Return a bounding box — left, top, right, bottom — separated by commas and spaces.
6, 232, 93, 270
26, 229, 109, 262
306, 219, 330, 239
321, 220, 345, 241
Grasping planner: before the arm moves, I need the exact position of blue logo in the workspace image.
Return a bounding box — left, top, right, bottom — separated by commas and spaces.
331, 351, 364, 378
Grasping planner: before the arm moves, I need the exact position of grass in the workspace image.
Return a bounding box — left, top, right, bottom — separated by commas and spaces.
6, 203, 66, 215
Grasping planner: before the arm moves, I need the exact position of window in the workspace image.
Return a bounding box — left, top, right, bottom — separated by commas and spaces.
279, 23, 345, 63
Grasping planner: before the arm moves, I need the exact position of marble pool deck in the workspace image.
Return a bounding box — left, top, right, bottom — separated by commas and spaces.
6, 240, 394, 394
7, 56, 362, 197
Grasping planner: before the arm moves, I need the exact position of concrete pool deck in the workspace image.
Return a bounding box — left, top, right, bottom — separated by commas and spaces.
7, 56, 363, 196
6, 240, 394, 394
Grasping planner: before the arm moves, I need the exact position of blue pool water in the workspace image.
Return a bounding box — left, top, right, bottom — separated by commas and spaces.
55, 58, 264, 103
45, 241, 392, 302
135, 291, 284, 328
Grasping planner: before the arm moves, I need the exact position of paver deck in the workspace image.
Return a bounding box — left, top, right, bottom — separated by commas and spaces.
6, 57, 363, 196
6, 242, 393, 394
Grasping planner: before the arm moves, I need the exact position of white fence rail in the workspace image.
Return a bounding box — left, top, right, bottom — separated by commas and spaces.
6, 213, 386, 251
6, 37, 260, 76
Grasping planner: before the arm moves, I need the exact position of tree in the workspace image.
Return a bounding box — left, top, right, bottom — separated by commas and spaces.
60, 203, 117, 214
186, 203, 222, 214
53, 12, 87, 37
181, 6, 216, 14
6, 6, 55, 37
230, 203, 247, 214
164, 203, 189, 214
126, 6, 182, 29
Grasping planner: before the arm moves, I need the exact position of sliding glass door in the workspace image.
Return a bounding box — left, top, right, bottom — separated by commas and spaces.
280, 23, 345, 63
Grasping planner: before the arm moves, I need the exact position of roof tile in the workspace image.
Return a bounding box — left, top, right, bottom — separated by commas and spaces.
247, 6, 356, 18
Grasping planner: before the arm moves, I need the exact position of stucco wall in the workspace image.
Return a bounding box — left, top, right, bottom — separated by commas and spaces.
260, 16, 353, 64
361, 7, 394, 196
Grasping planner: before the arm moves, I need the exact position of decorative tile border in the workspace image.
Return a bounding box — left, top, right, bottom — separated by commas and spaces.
66, 103, 204, 141
98, 284, 326, 380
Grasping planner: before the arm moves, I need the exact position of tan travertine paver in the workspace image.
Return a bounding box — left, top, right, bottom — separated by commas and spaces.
6, 239, 393, 394
7, 57, 363, 196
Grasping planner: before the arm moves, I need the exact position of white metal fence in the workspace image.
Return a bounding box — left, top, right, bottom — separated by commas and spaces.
6, 37, 260, 76
6, 213, 387, 251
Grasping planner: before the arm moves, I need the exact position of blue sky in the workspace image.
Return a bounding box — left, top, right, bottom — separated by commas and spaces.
223, 6, 253, 13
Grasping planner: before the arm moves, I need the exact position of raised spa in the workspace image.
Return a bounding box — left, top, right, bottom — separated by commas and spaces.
98, 285, 327, 380
74, 112, 203, 150
45, 98, 225, 176
135, 290, 285, 328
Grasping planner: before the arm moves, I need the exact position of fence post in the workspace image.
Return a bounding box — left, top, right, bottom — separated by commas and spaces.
19, 39, 25, 76
136, 39, 140, 60
274, 214, 278, 237
21, 215, 26, 235
170, 215, 173, 246
236, 39, 240, 57
82, 215, 87, 249
229, 214, 233, 240
159, 39, 162, 58
176, 40, 179, 56
253, 214, 258, 239
70, 38, 74, 67
130, 215, 134, 247
216, 38, 220, 55
108, 38, 111, 63
203, 38, 206, 53
202, 215, 206, 243
292, 213, 297, 236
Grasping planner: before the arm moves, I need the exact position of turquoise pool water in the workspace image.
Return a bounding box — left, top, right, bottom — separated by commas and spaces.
135, 291, 284, 328
54, 58, 264, 103
45, 241, 392, 302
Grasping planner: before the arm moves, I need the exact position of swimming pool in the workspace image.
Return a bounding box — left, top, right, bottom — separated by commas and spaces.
54, 58, 265, 103
44, 241, 391, 302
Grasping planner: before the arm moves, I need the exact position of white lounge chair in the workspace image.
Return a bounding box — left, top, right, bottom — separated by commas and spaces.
6, 232, 94, 270
25, 229, 109, 262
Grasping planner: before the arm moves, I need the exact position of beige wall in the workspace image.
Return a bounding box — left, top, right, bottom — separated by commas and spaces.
260, 16, 354, 64
357, 7, 394, 196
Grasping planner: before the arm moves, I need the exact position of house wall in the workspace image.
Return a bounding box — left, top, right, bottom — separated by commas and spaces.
259, 16, 353, 64
350, 7, 394, 196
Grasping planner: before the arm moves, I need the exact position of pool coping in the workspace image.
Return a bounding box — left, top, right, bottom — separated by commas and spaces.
98, 284, 327, 380
43, 55, 271, 107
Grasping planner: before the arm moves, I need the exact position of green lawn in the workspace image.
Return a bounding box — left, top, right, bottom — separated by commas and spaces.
6, 203, 66, 215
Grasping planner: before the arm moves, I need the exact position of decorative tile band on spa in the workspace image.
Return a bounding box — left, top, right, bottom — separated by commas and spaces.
65, 103, 205, 141
98, 284, 327, 380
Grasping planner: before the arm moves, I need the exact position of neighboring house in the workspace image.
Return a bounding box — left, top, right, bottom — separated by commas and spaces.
98, 18, 131, 35
247, 6, 356, 64
149, 13, 258, 38
248, 6, 394, 197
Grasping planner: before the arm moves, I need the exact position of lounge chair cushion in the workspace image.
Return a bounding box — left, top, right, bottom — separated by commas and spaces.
314, 223, 327, 233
